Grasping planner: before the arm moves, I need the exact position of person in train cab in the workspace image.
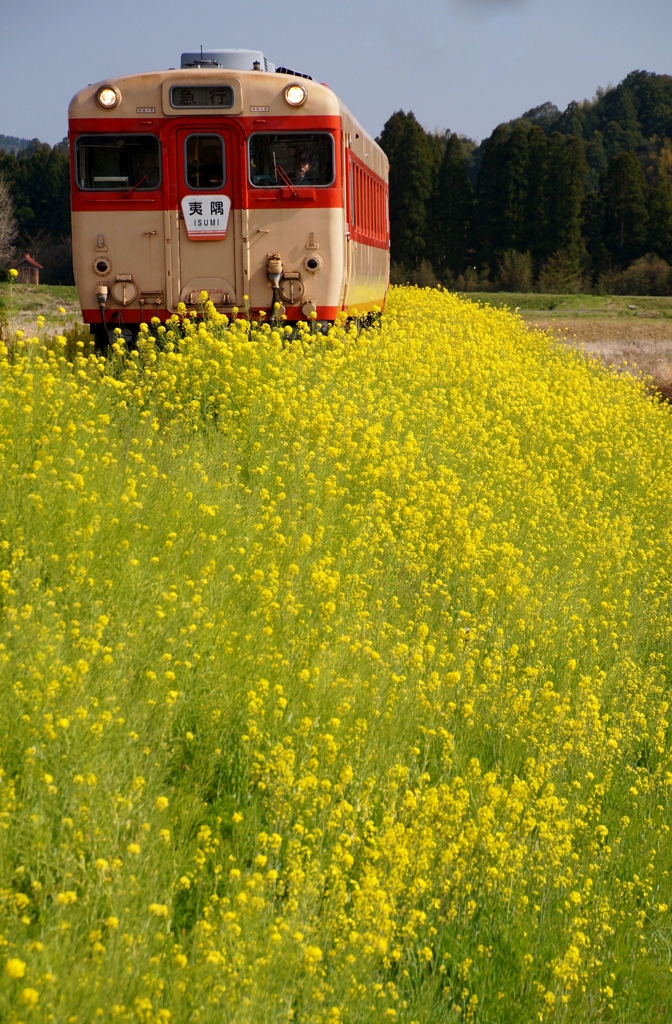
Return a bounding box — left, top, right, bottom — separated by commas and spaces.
295, 159, 312, 183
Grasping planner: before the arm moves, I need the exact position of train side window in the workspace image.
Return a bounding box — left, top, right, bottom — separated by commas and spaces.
349, 155, 388, 244
249, 133, 335, 187
185, 134, 225, 190
76, 134, 160, 190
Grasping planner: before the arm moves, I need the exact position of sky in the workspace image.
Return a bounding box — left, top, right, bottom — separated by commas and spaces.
1, 0, 672, 147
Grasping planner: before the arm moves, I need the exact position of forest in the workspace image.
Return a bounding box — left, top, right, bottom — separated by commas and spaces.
379, 69, 672, 294
0, 137, 71, 283
2, 69, 672, 291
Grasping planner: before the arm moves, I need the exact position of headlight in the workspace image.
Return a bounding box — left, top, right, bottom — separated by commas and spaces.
283, 84, 307, 107
97, 86, 120, 110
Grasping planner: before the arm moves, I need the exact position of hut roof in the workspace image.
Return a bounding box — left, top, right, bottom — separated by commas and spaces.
14, 253, 43, 270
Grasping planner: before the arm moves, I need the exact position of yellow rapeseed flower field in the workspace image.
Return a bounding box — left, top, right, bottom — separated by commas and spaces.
1, 287, 672, 1023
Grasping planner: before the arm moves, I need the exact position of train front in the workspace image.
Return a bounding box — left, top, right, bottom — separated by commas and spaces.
68, 49, 348, 342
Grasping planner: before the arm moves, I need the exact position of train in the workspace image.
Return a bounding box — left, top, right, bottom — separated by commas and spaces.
68, 48, 390, 345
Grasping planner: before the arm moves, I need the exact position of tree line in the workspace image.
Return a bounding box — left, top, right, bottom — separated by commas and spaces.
378, 70, 672, 294
2, 68, 672, 292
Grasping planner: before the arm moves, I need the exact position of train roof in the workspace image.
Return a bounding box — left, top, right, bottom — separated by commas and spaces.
68, 63, 386, 166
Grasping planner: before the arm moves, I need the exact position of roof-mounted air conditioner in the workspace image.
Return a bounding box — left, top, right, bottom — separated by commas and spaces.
180, 49, 275, 72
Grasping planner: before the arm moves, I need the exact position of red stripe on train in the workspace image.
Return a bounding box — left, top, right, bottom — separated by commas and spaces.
81, 304, 386, 325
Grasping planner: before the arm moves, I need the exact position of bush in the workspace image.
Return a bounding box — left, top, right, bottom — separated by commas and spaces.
536, 249, 583, 293
498, 249, 533, 292
390, 259, 437, 288
390, 261, 409, 285
455, 265, 495, 292
605, 254, 672, 296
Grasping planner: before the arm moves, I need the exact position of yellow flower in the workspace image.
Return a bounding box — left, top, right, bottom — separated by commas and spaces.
58, 306, 66, 314
5, 958, 26, 979
6, 284, 672, 1008
21, 987, 39, 1007
8, 267, 18, 279
56, 891, 77, 905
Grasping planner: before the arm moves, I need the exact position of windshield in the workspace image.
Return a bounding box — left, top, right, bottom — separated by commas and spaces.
76, 135, 161, 190
248, 132, 334, 187
185, 134, 225, 189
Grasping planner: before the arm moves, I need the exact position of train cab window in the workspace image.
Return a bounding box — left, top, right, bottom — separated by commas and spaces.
185, 135, 225, 189
248, 133, 334, 187
76, 135, 160, 190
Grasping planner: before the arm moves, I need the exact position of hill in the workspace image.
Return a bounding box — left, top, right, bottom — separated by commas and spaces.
0, 134, 35, 155
496, 70, 672, 191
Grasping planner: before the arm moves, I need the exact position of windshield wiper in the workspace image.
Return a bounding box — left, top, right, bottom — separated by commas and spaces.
273, 162, 300, 197
123, 175, 148, 198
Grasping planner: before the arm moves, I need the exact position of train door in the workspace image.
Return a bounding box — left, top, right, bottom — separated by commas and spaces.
173, 127, 238, 306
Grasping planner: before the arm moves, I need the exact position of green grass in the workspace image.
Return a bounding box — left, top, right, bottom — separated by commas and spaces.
0, 283, 81, 336
457, 291, 672, 317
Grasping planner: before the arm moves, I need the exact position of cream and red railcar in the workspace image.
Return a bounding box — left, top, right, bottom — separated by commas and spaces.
68, 49, 389, 343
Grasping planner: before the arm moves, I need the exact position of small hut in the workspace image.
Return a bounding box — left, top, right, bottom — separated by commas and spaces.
13, 254, 43, 285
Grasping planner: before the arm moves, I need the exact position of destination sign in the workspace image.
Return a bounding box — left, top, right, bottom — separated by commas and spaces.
170, 85, 234, 109
181, 194, 231, 240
